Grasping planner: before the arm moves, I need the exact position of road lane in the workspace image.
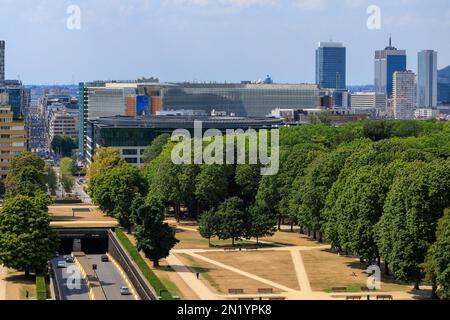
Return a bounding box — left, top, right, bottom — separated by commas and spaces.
51, 257, 90, 300
87, 255, 136, 300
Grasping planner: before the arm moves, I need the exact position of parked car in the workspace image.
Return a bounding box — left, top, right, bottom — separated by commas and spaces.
120, 286, 131, 295
57, 261, 66, 268
65, 256, 74, 263
101, 255, 109, 262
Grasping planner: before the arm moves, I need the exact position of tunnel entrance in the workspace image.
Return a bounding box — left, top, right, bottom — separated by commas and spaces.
56, 229, 110, 255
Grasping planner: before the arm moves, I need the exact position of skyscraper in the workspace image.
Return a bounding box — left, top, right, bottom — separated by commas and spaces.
316, 42, 346, 90
0, 40, 5, 85
375, 36, 407, 97
417, 50, 437, 107
393, 71, 416, 119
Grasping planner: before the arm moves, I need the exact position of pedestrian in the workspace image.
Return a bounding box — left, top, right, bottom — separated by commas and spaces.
26, 290, 29, 299
196, 272, 200, 279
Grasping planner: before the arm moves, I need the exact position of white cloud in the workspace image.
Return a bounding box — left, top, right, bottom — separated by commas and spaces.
163, 0, 209, 6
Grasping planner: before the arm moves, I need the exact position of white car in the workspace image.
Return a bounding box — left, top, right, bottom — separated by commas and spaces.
57, 261, 66, 268
120, 286, 131, 295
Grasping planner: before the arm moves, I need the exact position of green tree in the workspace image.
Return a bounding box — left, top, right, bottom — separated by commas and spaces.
0, 195, 58, 275
235, 164, 261, 205
60, 157, 75, 194
135, 199, 179, 267
198, 209, 220, 247
247, 203, 277, 244
142, 133, 171, 163
5, 152, 46, 197
423, 210, 450, 299
87, 147, 126, 192
215, 197, 247, 246
45, 164, 58, 195
51, 135, 77, 158
376, 160, 450, 289
91, 164, 147, 231
195, 165, 232, 211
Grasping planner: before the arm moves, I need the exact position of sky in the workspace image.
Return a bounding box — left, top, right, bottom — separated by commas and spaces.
0, 0, 449, 85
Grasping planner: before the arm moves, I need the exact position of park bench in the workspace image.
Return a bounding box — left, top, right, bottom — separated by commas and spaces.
332, 287, 347, 293
376, 295, 393, 300
238, 297, 254, 300
229, 289, 245, 294
258, 288, 273, 294
269, 297, 286, 300
346, 296, 362, 300
224, 247, 236, 251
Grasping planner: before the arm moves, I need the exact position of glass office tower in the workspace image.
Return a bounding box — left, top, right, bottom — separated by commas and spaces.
162, 83, 320, 117
375, 37, 407, 98
315, 42, 346, 90
417, 50, 438, 107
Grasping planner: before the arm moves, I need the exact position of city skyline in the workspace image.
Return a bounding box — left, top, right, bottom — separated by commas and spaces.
0, 0, 449, 84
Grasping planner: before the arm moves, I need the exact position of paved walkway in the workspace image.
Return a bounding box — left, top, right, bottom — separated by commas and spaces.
0, 266, 7, 300
290, 249, 311, 293
188, 252, 297, 293
165, 253, 219, 300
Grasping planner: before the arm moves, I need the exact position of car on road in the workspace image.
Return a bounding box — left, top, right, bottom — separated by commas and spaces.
65, 256, 74, 263
120, 286, 131, 295
57, 261, 66, 268
101, 255, 109, 262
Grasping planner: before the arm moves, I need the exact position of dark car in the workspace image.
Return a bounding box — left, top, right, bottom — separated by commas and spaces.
101, 255, 109, 262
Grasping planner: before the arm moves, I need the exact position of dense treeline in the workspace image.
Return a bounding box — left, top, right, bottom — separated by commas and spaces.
88, 120, 450, 298
0, 152, 58, 276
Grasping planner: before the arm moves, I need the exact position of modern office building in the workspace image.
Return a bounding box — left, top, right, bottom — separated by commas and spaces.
375, 37, 407, 97
393, 71, 416, 119
414, 108, 439, 120
47, 105, 78, 148
79, 80, 321, 158
417, 50, 437, 108
0, 40, 4, 85
438, 65, 450, 105
316, 42, 346, 90
85, 115, 282, 165
350, 92, 386, 116
0, 93, 27, 178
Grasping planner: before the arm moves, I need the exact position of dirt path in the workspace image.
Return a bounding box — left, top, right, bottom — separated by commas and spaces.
166, 253, 219, 300
290, 249, 312, 293
0, 266, 7, 300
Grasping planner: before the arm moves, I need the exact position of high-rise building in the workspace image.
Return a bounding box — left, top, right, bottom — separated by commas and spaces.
47, 105, 78, 149
375, 36, 407, 97
393, 71, 416, 119
417, 50, 437, 107
438, 65, 450, 105
0, 93, 27, 178
0, 40, 4, 85
316, 42, 346, 90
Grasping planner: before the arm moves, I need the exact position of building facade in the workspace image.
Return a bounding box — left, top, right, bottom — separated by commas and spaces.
316, 42, 346, 90
375, 37, 407, 98
417, 50, 437, 107
438, 66, 450, 105
78, 80, 321, 158
393, 71, 416, 119
0, 40, 4, 85
350, 92, 387, 116
0, 94, 27, 178
86, 116, 282, 165
414, 108, 439, 119
47, 106, 78, 147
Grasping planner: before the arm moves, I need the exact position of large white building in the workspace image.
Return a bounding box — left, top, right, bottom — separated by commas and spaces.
417, 50, 438, 108
393, 71, 416, 119
47, 106, 78, 146
350, 92, 386, 116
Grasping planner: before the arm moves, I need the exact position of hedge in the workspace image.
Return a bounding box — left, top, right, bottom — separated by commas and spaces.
36, 275, 47, 300
115, 228, 173, 300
